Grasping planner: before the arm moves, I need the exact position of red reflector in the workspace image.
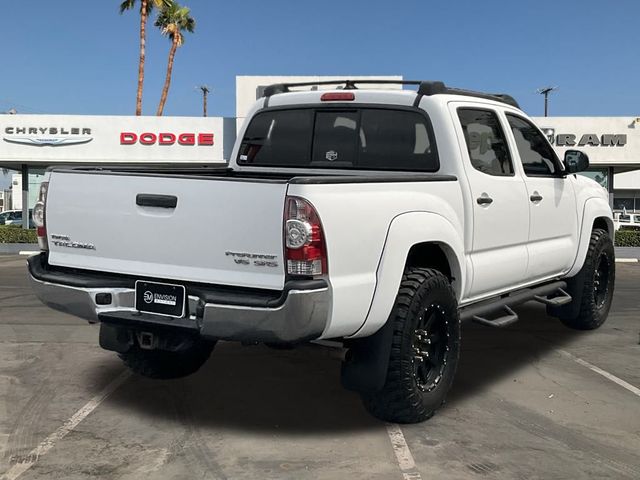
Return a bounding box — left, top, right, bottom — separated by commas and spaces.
321, 92, 355, 101
37, 226, 46, 237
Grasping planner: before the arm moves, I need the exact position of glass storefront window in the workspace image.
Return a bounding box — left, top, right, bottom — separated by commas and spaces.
613, 198, 634, 212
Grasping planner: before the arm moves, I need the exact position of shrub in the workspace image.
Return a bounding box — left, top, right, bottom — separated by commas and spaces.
0, 225, 38, 244
615, 229, 640, 247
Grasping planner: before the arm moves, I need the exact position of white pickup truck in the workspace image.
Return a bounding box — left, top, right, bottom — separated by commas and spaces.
28, 80, 615, 423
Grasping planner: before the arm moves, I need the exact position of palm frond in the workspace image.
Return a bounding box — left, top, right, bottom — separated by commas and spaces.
154, 1, 195, 42
119, 0, 136, 14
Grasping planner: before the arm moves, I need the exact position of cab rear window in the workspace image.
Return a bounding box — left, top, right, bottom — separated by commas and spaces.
237, 108, 439, 171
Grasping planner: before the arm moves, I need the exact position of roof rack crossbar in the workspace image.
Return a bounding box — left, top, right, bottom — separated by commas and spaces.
262, 79, 520, 109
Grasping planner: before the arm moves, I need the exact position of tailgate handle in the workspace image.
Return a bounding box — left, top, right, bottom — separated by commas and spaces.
136, 194, 178, 209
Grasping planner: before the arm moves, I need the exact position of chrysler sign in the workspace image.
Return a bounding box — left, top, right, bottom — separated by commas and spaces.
3, 126, 93, 146
0, 114, 233, 164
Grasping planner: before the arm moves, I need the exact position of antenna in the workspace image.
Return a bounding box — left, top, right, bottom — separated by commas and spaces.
536, 86, 558, 117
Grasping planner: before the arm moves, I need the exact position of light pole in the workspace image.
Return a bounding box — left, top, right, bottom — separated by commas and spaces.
197, 85, 210, 117
536, 86, 558, 117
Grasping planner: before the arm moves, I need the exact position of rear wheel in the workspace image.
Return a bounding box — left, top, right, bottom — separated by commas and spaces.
119, 339, 215, 379
552, 228, 615, 330
362, 268, 460, 424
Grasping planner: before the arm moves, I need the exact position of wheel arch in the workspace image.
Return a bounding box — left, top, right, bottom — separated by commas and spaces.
348, 211, 465, 338
592, 216, 613, 238
566, 197, 614, 278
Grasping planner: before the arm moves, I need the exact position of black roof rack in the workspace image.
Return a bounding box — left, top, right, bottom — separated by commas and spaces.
262, 79, 520, 109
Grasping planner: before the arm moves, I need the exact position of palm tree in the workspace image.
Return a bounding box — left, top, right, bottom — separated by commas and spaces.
155, 2, 195, 116
119, 0, 169, 115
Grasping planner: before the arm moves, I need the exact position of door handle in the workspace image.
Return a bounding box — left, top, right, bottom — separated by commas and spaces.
136, 194, 178, 208
530, 193, 543, 203
476, 196, 493, 205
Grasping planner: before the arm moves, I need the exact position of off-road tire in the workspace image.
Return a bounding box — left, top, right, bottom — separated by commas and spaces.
554, 228, 615, 330
362, 268, 460, 424
119, 340, 215, 379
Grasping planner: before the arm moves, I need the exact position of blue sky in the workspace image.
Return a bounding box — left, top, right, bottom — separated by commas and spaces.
1, 0, 638, 121
3, 0, 637, 190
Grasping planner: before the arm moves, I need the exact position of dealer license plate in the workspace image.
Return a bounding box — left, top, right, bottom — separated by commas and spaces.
135, 280, 186, 317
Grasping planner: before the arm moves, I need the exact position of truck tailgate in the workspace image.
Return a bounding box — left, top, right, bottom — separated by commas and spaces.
45, 171, 287, 290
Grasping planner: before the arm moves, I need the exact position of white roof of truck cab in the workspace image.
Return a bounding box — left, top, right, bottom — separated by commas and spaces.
244, 87, 524, 123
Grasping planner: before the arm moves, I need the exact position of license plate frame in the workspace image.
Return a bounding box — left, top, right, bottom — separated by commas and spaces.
135, 280, 186, 318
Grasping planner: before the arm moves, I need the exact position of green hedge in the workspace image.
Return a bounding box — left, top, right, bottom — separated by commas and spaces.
0, 225, 38, 244
615, 229, 640, 247
3, 224, 638, 246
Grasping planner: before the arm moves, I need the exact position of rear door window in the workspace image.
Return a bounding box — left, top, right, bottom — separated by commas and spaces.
457, 108, 514, 177
238, 108, 439, 171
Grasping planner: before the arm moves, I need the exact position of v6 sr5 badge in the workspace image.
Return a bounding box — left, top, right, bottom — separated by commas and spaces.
225, 251, 279, 268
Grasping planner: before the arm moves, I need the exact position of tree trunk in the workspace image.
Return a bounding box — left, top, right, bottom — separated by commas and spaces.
136, 0, 148, 116
156, 37, 179, 116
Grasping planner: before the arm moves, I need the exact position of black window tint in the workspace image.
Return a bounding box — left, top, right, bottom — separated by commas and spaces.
311, 111, 358, 167
238, 109, 313, 165
507, 114, 560, 176
458, 109, 513, 176
359, 109, 438, 171
238, 107, 439, 171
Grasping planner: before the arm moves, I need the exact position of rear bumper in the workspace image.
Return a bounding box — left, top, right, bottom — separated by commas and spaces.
28, 253, 330, 343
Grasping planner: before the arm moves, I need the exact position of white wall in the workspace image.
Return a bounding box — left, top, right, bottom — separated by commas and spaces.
10, 173, 44, 210
614, 170, 640, 189
0, 115, 235, 167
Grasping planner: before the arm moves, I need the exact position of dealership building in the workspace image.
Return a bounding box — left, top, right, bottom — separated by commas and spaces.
1, 76, 639, 226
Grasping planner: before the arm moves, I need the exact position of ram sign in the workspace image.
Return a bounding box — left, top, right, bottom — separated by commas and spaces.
532, 117, 639, 166
0, 114, 236, 166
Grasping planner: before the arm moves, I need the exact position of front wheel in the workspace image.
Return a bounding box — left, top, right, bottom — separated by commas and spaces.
552, 228, 615, 330
362, 268, 460, 424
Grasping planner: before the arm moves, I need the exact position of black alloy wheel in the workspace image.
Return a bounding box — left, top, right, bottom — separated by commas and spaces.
593, 251, 611, 309
412, 304, 450, 393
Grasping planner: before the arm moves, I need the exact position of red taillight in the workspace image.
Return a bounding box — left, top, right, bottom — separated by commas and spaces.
34, 182, 49, 251
284, 197, 327, 276
321, 92, 355, 102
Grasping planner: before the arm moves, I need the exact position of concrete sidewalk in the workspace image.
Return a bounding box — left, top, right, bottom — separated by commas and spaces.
615, 247, 640, 260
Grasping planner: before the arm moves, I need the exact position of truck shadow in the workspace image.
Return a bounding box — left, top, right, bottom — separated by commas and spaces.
92, 303, 595, 434
447, 302, 583, 407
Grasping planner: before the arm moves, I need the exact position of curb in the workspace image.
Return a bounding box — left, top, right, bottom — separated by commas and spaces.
19, 251, 39, 256
616, 258, 638, 263
0, 243, 38, 255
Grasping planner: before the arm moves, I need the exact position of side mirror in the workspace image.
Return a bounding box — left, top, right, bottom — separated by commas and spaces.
564, 150, 589, 174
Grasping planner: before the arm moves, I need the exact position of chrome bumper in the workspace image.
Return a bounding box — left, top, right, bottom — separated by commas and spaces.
28, 271, 330, 344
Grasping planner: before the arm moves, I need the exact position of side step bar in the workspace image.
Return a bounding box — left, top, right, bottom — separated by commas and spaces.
460, 281, 571, 328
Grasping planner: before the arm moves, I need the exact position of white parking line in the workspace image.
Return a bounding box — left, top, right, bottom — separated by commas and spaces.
1, 370, 131, 480
558, 349, 640, 398
615, 258, 639, 263
386, 423, 423, 480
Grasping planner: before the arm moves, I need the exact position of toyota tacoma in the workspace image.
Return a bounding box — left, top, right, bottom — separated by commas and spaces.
28, 80, 615, 423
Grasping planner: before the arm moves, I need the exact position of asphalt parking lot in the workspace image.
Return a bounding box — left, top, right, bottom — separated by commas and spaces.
0, 254, 638, 480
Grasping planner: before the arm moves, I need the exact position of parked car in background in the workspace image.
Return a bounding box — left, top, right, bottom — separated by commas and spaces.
0, 209, 34, 228
613, 212, 640, 231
